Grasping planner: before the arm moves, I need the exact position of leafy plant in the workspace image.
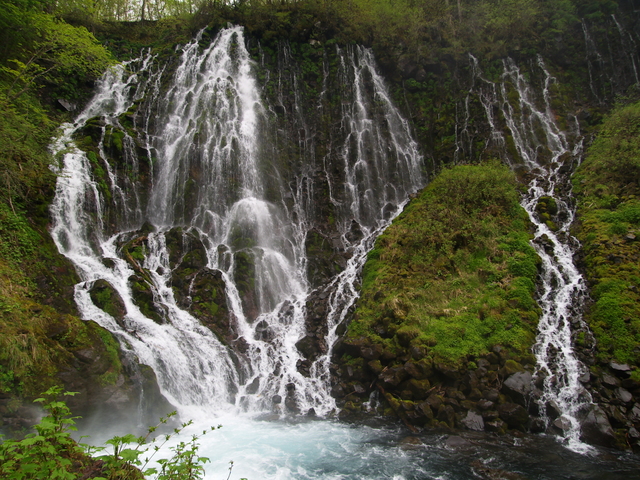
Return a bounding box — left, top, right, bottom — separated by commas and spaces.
0, 387, 233, 480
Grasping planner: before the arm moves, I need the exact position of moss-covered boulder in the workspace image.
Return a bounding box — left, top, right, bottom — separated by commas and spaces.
89, 279, 126, 326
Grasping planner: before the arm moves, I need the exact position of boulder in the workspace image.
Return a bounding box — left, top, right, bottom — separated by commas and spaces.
497, 402, 529, 430
502, 371, 533, 406
580, 405, 617, 448
461, 411, 485, 431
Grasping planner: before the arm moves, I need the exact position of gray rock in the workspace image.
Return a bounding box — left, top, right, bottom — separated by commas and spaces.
503, 371, 533, 406
579, 371, 591, 383
602, 373, 621, 388
444, 435, 470, 449
461, 411, 485, 431
615, 387, 633, 403
580, 405, 617, 448
610, 362, 631, 372
58, 98, 77, 111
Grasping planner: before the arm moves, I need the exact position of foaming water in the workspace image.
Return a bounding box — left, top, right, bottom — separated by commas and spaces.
143, 415, 640, 480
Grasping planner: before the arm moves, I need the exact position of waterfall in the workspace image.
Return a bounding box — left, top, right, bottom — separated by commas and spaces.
50, 27, 423, 420
467, 55, 594, 453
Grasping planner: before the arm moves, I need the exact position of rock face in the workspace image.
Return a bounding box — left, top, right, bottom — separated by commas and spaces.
332, 337, 539, 435
331, 332, 640, 451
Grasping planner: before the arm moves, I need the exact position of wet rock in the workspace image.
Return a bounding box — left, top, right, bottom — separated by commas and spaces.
529, 417, 546, 433
602, 373, 621, 388
497, 402, 529, 430
615, 387, 633, 404
189, 268, 232, 341
461, 411, 484, 431
399, 436, 423, 450
502, 371, 532, 406
89, 279, 126, 326
580, 405, 617, 448
129, 275, 166, 324
444, 435, 470, 448
470, 460, 529, 480
296, 335, 323, 361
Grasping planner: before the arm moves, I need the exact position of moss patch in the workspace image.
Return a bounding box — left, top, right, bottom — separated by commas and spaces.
351, 162, 540, 367
572, 100, 640, 374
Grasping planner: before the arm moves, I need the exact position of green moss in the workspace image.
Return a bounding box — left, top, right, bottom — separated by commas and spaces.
350, 162, 540, 366
91, 323, 123, 386
573, 100, 640, 367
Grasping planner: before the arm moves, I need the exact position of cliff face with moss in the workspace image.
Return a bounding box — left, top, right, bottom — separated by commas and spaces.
332, 163, 543, 432
1, 0, 640, 452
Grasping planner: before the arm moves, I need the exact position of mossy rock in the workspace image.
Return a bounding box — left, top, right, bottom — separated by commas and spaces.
233, 250, 258, 321
129, 275, 164, 324
89, 279, 126, 326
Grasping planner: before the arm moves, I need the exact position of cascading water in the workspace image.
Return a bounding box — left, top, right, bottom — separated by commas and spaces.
50, 26, 423, 425
467, 54, 594, 453
43, 23, 640, 479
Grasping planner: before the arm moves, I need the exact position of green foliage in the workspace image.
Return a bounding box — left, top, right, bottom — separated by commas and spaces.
0, 387, 87, 479
0, 388, 220, 480
352, 162, 540, 366
573, 100, 640, 372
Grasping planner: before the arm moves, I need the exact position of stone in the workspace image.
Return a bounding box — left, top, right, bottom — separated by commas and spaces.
615, 387, 633, 404
379, 366, 409, 387
501, 360, 524, 376
497, 402, 529, 430
58, 98, 77, 111
602, 373, 621, 388
579, 371, 591, 383
444, 435, 470, 448
485, 419, 507, 433
426, 394, 444, 410
610, 362, 632, 373
461, 411, 484, 431
503, 371, 533, 406
484, 389, 500, 402
580, 405, 617, 448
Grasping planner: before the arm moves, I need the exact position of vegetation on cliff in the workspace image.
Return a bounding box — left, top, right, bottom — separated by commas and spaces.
0, 0, 123, 417
573, 99, 640, 379
349, 162, 539, 366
